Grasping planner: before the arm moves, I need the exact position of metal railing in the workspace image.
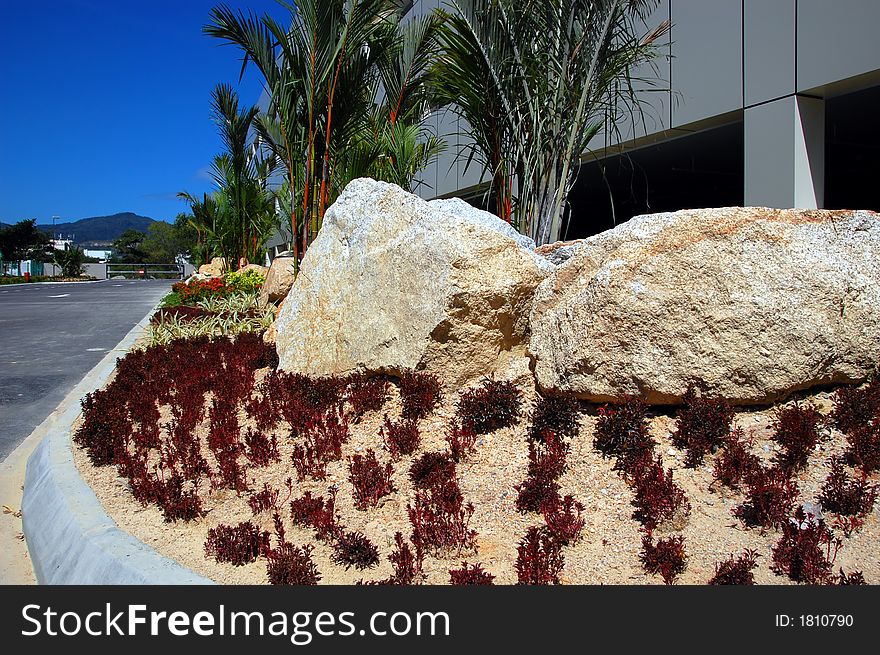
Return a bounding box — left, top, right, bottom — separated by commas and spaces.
105, 263, 185, 280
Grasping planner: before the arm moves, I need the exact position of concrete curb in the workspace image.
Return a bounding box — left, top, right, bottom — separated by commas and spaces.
21, 295, 214, 585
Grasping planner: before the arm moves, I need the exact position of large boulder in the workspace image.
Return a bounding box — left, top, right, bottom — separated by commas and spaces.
274, 178, 549, 386
259, 254, 298, 306
197, 257, 227, 277
238, 263, 268, 277
529, 207, 880, 405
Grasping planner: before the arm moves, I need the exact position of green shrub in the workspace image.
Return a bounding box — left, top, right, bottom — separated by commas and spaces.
225, 268, 265, 293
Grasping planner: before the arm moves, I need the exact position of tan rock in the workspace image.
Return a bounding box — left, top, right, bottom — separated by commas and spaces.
197, 257, 227, 277
529, 207, 880, 405
259, 254, 298, 305
274, 178, 549, 387
238, 263, 268, 276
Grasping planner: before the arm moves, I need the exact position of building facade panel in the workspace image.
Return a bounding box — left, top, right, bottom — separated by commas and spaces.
744, 0, 796, 107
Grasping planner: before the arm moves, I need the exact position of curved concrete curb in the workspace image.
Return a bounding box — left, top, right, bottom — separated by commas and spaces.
21, 297, 214, 585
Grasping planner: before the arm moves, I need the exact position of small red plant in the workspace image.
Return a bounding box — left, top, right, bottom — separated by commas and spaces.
529, 394, 581, 441
817, 457, 878, 518
344, 373, 389, 421
290, 489, 341, 542
516, 430, 568, 513
672, 386, 734, 467
204, 521, 270, 565
449, 562, 496, 585
243, 428, 279, 467
398, 370, 442, 420
712, 428, 761, 489
640, 533, 687, 585
332, 531, 380, 570
542, 494, 585, 545
348, 450, 396, 510
248, 482, 279, 515
266, 543, 321, 585
593, 397, 655, 474
771, 506, 841, 584
456, 378, 522, 434
845, 423, 880, 473
734, 464, 798, 529
837, 569, 867, 585
515, 526, 564, 585
408, 478, 477, 556
515, 475, 561, 514
386, 532, 423, 585
445, 419, 478, 462
381, 414, 421, 459
409, 452, 456, 490
772, 403, 825, 472
155, 473, 205, 522
631, 456, 691, 531
831, 375, 880, 435
708, 549, 760, 585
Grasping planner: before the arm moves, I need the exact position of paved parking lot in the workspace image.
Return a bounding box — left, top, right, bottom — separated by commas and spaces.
0, 279, 172, 459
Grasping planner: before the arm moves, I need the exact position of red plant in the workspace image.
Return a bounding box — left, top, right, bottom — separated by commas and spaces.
155, 473, 205, 522
713, 428, 761, 489
398, 370, 442, 420
445, 419, 478, 462
74, 387, 131, 465
171, 277, 233, 304
845, 422, 880, 473
672, 386, 734, 467
771, 506, 841, 584
515, 526, 564, 585
515, 475, 561, 514
772, 403, 825, 472
243, 428, 279, 467
631, 456, 691, 531
456, 378, 522, 434
831, 375, 880, 435
817, 457, 878, 518
348, 450, 396, 510
542, 494, 585, 545
708, 549, 760, 585
530, 394, 581, 441
344, 373, 388, 421
266, 543, 321, 585
332, 531, 380, 570
527, 431, 569, 481
640, 533, 687, 585
380, 414, 421, 459
248, 482, 279, 515
291, 409, 350, 481
837, 569, 866, 585
290, 489, 341, 542
593, 397, 655, 474
734, 465, 798, 529
386, 532, 423, 585
204, 521, 270, 565
408, 478, 476, 556
409, 452, 456, 490
449, 562, 496, 585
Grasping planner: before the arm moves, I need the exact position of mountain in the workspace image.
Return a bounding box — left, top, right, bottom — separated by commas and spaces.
36, 212, 157, 246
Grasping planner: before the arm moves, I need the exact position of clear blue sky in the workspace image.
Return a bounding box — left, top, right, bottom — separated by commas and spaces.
0, 0, 286, 225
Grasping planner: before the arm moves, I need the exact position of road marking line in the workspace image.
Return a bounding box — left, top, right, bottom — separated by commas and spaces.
47, 294, 70, 298
86, 348, 106, 352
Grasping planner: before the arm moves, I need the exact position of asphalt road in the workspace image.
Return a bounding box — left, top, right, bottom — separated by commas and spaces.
0, 279, 173, 460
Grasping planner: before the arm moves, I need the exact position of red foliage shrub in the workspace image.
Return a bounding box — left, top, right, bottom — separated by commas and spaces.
631, 456, 691, 531
640, 533, 687, 585
837, 569, 867, 585
380, 414, 421, 459
243, 428, 279, 467
248, 482, 279, 515
527, 431, 569, 481
445, 419, 478, 462
344, 373, 389, 421
409, 452, 456, 490
772, 403, 825, 472
542, 494, 585, 545
817, 457, 878, 518
734, 465, 798, 529
515, 526, 564, 585
398, 370, 442, 420
290, 489, 341, 542
831, 375, 880, 435
515, 475, 561, 514
672, 386, 734, 467
291, 409, 350, 481
408, 478, 476, 556
593, 397, 655, 474
845, 423, 880, 473
529, 394, 581, 441
708, 549, 760, 585
154, 473, 205, 522
172, 277, 232, 303
386, 532, 423, 585
204, 521, 270, 565
456, 379, 522, 434
771, 506, 841, 584
348, 450, 396, 510
266, 543, 321, 585
332, 531, 380, 570
449, 562, 495, 585
75, 388, 131, 465
712, 428, 761, 489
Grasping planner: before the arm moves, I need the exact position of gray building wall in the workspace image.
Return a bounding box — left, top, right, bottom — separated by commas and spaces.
420, 0, 880, 212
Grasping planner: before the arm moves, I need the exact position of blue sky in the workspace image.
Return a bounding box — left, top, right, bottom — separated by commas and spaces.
0, 0, 286, 225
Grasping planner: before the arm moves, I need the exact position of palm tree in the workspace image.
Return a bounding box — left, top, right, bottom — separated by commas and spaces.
434, 0, 670, 245
204, 0, 445, 267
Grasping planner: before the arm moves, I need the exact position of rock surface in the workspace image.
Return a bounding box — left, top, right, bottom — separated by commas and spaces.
274, 178, 548, 386
237, 263, 268, 277
529, 207, 880, 405
197, 257, 227, 277
259, 254, 297, 306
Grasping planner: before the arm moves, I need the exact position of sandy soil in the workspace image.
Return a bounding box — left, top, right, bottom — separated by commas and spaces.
73, 377, 879, 585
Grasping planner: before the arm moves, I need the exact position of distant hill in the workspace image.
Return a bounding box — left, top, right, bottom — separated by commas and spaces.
35, 212, 157, 246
